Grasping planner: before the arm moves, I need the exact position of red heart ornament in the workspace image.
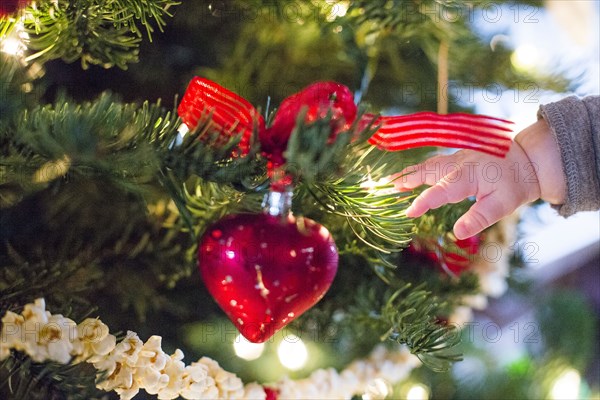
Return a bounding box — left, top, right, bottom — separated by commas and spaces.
198, 212, 339, 343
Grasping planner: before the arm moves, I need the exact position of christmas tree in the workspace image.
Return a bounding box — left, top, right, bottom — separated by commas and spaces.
0, 1, 597, 399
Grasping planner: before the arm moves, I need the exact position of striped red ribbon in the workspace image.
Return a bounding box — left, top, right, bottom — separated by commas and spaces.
177, 78, 513, 159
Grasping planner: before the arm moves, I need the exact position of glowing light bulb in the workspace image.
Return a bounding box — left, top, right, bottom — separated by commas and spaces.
550, 368, 581, 400
361, 176, 395, 195
1, 20, 27, 57
406, 384, 430, 400
277, 334, 308, 370
511, 44, 540, 71
1, 38, 24, 56
233, 333, 265, 361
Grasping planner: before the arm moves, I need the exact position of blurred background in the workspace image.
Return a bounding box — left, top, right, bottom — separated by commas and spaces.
2, 0, 599, 398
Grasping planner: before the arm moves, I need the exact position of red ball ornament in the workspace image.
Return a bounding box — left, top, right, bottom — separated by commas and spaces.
198, 191, 338, 343
0, 0, 25, 16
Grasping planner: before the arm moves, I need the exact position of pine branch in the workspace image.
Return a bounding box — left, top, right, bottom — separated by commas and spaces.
411, 197, 474, 255
306, 178, 414, 256
342, 0, 470, 43
395, 248, 482, 315
161, 122, 266, 188
280, 108, 415, 257
0, 238, 104, 317
2, 93, 169, 202
0, 353, 103, 400
182, 177, 263, 238
111, 0, 179, 38
300, 149, 416, 257
2, 88, 265, 204
0, 178, 198, 321
19, 0, 179, 69
351, 283, 462, 371
0, 53, 37, 131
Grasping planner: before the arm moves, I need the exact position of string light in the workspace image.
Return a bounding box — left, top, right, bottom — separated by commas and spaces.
406, 383, 430, 400
232, 333, 265, 361
360, 175, 395, 195
511, 44, 540, 71
550, 368, 581, 400
277, 334, 308, 370
1, 20, 27, 57
1, 37, 23, 56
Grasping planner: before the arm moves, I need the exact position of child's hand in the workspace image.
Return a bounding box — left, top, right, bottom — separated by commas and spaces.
395, 119, 566, 239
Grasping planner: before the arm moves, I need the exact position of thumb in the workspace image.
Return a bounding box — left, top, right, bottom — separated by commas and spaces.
454, 192, 513, 239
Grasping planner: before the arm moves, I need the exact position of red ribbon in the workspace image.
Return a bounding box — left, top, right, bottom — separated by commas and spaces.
178, 78, 512, 159
0, 0, 25, 16
409, 235, 481, 275
263, 387, 279, 400
366, 112, 512, 157
178, 77, 265, 155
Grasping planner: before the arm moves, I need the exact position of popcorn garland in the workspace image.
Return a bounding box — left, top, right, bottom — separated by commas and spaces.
272, 345, 420, 399
0, 299, 420, 399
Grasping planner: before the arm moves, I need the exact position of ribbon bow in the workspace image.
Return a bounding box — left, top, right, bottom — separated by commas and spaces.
177, 77, 512, 160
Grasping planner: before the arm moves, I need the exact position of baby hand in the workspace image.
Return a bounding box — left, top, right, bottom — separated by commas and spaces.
396, 119, 565, 239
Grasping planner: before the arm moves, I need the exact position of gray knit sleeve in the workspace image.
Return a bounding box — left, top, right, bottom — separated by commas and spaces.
538, 96, 600, 217
538, 95, 600, 216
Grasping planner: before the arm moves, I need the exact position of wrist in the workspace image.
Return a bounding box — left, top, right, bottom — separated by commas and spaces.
514, 118, 566, 205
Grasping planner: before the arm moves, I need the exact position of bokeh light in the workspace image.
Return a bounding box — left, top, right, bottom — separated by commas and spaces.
550, 368, 581, 400
233, 333, 265, 361
406, 383, 430, 400
277, 334, 308, 370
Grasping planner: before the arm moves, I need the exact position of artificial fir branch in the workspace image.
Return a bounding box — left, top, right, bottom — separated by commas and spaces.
306, 179, 414, 255
283, 107, 367, 184
183, 177, 263, 238
0, 353, 104, 400
160, 124, 265, 188
0, 54, 39, 132
18, 0, 179, 68
2, 93, 175, 202
348, 283, 461, 372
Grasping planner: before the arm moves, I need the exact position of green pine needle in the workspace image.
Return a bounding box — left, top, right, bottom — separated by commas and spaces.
352, 283, 462, 372
1, 353, 104, 400
20, 0, 179, 69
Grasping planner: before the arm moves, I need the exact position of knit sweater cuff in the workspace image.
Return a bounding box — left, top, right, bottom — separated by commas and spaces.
538, 96, 600, 217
